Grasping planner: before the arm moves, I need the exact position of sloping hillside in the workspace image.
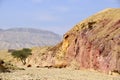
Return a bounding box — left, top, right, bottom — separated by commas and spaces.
0, 28, 61, 50
41, 8, 120, 74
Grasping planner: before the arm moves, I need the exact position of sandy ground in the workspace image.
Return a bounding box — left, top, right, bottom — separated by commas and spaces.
0, 67, 120, 80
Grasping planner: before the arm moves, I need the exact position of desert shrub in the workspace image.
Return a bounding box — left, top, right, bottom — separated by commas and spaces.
36, 65, 40, 68
88, 21, 96, 30
0, 59, 4, 64
27, 64, 32, 67
11, 48, 32, 65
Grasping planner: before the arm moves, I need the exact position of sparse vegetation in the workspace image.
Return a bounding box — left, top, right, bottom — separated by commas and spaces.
11, 48, 32, 65
0, 59, 24, 73
3, 61, 25, 71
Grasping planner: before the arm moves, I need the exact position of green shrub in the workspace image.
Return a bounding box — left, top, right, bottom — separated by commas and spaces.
11, 48, 32, 65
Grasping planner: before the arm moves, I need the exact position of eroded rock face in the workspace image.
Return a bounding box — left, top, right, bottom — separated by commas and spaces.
41, 8, 120, 74
65, 9, 120, 73
66, 21, 120, 72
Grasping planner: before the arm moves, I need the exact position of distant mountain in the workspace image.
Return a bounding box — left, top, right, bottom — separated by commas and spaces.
0, 28, 61, 50
0, 29, 3, 31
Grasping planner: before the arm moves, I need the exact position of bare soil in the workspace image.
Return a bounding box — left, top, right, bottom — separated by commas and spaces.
0, 67, 120, 80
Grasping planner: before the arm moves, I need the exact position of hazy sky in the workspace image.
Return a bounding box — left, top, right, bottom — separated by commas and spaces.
0, 0, 119, 34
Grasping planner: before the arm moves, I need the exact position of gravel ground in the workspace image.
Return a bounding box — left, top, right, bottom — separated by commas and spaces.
0, 68, 120, 80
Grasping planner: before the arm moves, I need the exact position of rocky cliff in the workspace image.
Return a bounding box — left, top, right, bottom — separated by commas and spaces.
41, 8, 120, 74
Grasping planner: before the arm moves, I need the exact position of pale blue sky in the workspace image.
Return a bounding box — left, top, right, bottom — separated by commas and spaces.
0, 0, 119, 34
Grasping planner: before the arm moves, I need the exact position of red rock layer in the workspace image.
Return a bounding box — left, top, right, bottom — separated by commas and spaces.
38, 8, 120, 74
66, 19, 120, 73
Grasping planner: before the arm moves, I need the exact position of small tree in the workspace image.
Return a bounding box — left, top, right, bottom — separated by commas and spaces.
11, 48, 32, 65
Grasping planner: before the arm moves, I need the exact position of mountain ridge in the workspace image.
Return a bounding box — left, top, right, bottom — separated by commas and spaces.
0, 28, 61, 50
